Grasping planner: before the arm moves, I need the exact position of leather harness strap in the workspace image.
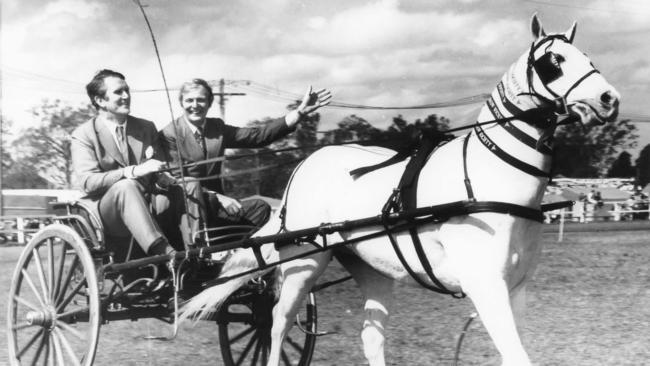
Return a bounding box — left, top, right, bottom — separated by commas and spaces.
491, 82, 553, 155
377, 128, 549, 297
473, 123, 552, 178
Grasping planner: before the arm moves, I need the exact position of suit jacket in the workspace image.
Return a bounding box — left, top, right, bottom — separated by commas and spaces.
159, 116, 293, 193
71, 115, 163, 198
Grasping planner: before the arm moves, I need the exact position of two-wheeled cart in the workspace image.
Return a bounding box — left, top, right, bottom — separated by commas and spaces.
6, 200, 319, 366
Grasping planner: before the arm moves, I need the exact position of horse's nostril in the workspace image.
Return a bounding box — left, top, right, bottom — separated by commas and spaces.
601, 91, 613, 104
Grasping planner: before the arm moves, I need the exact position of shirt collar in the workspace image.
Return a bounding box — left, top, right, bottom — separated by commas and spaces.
98, 114, 128, 137
182, 115, 205, 135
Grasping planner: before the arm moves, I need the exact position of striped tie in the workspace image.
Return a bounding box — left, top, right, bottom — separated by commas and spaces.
194, 127, 207, 158
116, 125, 129, 164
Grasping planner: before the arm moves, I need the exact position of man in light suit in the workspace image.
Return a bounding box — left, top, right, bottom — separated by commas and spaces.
157, 78, 331, 246
71, 69, 176, 258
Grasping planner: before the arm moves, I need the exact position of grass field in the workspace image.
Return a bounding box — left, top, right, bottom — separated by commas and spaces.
1, 228, 648, 365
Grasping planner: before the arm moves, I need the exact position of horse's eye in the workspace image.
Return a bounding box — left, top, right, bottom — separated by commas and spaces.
534, 52, 564, 84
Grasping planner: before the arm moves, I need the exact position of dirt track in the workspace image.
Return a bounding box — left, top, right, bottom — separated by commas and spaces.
1, 228, 649, 365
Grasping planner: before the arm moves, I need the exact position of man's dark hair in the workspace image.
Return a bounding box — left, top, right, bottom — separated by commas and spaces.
86, 69, 126, 110
179, 78, 214, 107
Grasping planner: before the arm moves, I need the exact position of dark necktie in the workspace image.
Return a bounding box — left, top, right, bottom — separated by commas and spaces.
116, 125, 130, 164
194, 127, 207, 158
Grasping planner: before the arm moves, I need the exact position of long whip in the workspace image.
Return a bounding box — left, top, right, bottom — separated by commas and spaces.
132, 0, 193, 251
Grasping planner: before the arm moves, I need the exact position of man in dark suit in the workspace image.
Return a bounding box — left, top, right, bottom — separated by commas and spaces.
158, 78, 331, 246
71, 69, 176, 257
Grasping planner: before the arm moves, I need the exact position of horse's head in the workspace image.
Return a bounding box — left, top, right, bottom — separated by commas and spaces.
523, 14, 620, 126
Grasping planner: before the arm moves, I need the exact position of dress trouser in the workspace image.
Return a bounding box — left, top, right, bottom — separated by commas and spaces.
207, 194, 271, 228
155, 182, 271, 248
154, 181, 206, 248
98, 179, 164, 253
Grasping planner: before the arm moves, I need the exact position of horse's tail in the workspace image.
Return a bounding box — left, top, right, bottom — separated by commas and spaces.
178, 243, 279, 323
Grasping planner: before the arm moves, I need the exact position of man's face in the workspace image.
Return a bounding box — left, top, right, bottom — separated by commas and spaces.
181, 86, 211, 125
96, 76, 130, 117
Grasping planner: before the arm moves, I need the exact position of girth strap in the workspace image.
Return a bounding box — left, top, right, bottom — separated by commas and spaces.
381, 134, 464, 297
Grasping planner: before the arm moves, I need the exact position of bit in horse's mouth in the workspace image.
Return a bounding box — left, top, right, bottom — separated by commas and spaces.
571, 101, 616, 125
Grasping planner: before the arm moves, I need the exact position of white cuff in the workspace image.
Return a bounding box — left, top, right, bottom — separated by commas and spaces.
285, 109, 301, 127
124, 166, 136, 179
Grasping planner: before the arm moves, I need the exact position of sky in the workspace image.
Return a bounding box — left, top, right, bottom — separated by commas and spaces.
1, 0, 649, 157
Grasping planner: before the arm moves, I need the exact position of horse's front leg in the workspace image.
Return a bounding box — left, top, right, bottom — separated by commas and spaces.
267, 249, 332, 366
510, 281, 528, 337
462, 275, 531, 366
337, 253, 394, 366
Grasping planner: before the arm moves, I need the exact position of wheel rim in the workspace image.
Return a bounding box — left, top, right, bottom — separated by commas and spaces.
6, 224, 101, 366
218, 291, 317, 366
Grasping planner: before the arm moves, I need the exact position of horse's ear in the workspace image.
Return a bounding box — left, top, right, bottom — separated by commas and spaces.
531, 13, 546, 39
565, 21, 577, 43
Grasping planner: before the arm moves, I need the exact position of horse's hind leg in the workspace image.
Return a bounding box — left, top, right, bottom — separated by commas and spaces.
337, 253, 394, 366
462, 277, 531, 366
267, 249, 332, 366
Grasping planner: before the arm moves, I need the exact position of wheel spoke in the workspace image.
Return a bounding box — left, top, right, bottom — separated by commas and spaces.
46, 334, 53, 366
53, 328, 82, 366
284, 336, 304, 353
13, 294, 41, 312
47, 239, 55, 303
52, 242, 69, 303
20, 269, 48, 309
56, 277, 87, 313
229, 325, 256, 343
56, 306, 88, 321
280, 349, 292, 366
261, 340, 269, 365
32, 248, 52, 303
56, 321, 85, 340
29, 331, 48, 366
235, 331, 258, 366
54, 255, 79, 306
51, 331, 65, 366
250, 332, 263, 366
13, 321, 37, 331
17, 328, 44, 358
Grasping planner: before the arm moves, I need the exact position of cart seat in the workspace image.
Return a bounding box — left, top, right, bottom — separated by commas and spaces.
49, 200, 105, 250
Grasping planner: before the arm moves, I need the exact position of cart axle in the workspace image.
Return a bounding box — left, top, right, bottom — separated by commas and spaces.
25, 310, 54, 328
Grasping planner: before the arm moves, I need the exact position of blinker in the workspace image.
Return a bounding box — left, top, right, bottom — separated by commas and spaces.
534, 52, 563, 85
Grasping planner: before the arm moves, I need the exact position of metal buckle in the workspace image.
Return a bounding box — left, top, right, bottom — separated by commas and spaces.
554, 96, 569, 116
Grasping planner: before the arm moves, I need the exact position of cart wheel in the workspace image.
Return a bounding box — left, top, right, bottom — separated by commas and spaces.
218, 290, 317, 366
6, 224, 101, 366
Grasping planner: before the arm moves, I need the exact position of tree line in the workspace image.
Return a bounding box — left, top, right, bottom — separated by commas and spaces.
1, 100, 647, 198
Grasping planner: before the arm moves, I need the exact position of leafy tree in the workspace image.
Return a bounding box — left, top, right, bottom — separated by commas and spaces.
553, 119, 638, 177
1, 115, 13, 178
11, 100, 94, 188
636, 144, 650, 187
224, 112, 452, 199
607, 151, 635, 178
321, 114, 451, 151
0, 116, 46, 188
223, 111, 324, 199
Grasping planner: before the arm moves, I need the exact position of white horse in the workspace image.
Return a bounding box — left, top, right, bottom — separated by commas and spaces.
181, 15, 620, 366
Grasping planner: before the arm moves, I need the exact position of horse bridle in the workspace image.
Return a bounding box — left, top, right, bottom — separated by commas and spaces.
468, 35, 603, 180
525, 34, 601, 125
